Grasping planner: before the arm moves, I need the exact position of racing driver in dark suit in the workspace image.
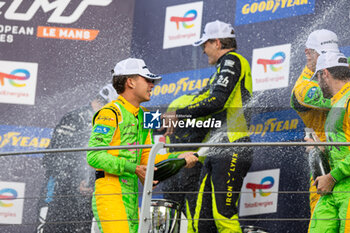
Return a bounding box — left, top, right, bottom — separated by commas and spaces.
162, 20, 253, 233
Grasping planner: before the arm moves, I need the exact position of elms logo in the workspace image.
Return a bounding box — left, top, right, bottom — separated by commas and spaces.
0, 0, 112, 24
0, 0, 112, 42
246, 176, 274, 198
0, 188, 17, 207
0, 60, 38, 105
170, 9, 197, 30
252, 44, 291, 92
163, 1, 203, 49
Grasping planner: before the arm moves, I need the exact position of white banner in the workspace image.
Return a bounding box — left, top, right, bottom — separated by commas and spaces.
252, 44, 291, 92
239, 169, 280, 216
163, 1, 203, 49
0, 60, 38, 105
0, 181, 26, 224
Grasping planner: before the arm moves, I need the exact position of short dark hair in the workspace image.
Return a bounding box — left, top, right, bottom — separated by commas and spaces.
219, 37, 237, 50
112, 75, 137, 94
327, 66, 350, 81
219, 30, 237, 50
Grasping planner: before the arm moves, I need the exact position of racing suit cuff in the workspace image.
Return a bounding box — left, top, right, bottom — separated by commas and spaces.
168, 153, 181, 159
330, 169, 343, 183
124, 162, 137, 174
302, 66, 314, 78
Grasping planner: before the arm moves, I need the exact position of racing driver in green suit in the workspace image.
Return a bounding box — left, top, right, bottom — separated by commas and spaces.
310, 52, 350, 233
86, 58, 198, 233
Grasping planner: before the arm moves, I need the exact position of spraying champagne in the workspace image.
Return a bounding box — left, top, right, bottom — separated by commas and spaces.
305, 128, 330, 181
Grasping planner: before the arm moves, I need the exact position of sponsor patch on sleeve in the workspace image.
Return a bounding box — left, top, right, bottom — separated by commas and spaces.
217, 75, 230, 87
307, 87, 317, 99
94, 126, 110, 134
224, 60, 235, 67
221, 69, 235, 76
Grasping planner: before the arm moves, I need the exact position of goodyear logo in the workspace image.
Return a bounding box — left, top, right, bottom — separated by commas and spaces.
145, 67, 215, 107
235, 0, 315, 25
0, 132, 50, 149
249, 110, 304, 142
151, 77, 209, 97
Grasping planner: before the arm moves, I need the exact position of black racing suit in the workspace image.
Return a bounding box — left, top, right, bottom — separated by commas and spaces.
161, 93, 208, 216
176, 50, 253, 232
38, 105, 95, 233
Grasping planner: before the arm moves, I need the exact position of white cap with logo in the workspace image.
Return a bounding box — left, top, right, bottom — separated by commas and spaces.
305, 29, 339, 54
99, 84, 118, 103
112, 58, 162, 85
193, 20, 235, 46
312, 52, 349, 79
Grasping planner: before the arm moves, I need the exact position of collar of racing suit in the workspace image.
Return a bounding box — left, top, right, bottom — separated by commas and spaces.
331, 82, 350, 106
303, 65, 314, 79
116, 95, 140, 117
216, 49, 236, 68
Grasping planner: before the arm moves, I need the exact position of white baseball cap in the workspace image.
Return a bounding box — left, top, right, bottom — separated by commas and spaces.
112, 58, 162, 85
305, 29, 339, 54
312, 52, 349, 79
99, 84, 118, 103
193, 20, 235, 47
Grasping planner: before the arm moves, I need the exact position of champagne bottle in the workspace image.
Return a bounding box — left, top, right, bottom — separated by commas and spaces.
154, 153, 199, 181
309, 147, 330, 181
304, 128, 330, 181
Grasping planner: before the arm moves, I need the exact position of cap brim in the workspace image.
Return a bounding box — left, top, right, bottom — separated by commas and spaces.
141, 73, 162, 85
193, 35, 209, 47
311, 70, 321, 81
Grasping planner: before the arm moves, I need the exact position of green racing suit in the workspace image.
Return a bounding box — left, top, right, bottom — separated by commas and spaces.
87, 95, 180, 233
309, 82, 350, 233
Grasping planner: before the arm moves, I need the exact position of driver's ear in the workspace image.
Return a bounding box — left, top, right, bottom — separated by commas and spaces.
126, 77, 136, 89
215, 39, 221, 49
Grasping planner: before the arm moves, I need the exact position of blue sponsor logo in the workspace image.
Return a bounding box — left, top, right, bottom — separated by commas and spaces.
307, 87, 317, 99
94, 126, 110, 134
235, 0, 315, 25
144, 110, 161, 129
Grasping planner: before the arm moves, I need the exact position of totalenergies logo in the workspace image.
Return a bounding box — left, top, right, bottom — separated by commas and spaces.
246, 176, 274, 198
0, 188, 17, 207
257, 52, 285, 72
0, 69, 30, 87
170, 9, 197, 30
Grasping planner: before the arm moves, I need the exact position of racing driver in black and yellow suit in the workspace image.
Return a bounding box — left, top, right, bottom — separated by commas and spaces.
162, 20, 253, 233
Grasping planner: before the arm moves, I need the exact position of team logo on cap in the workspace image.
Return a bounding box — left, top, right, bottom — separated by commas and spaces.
338, 57, 348, 64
